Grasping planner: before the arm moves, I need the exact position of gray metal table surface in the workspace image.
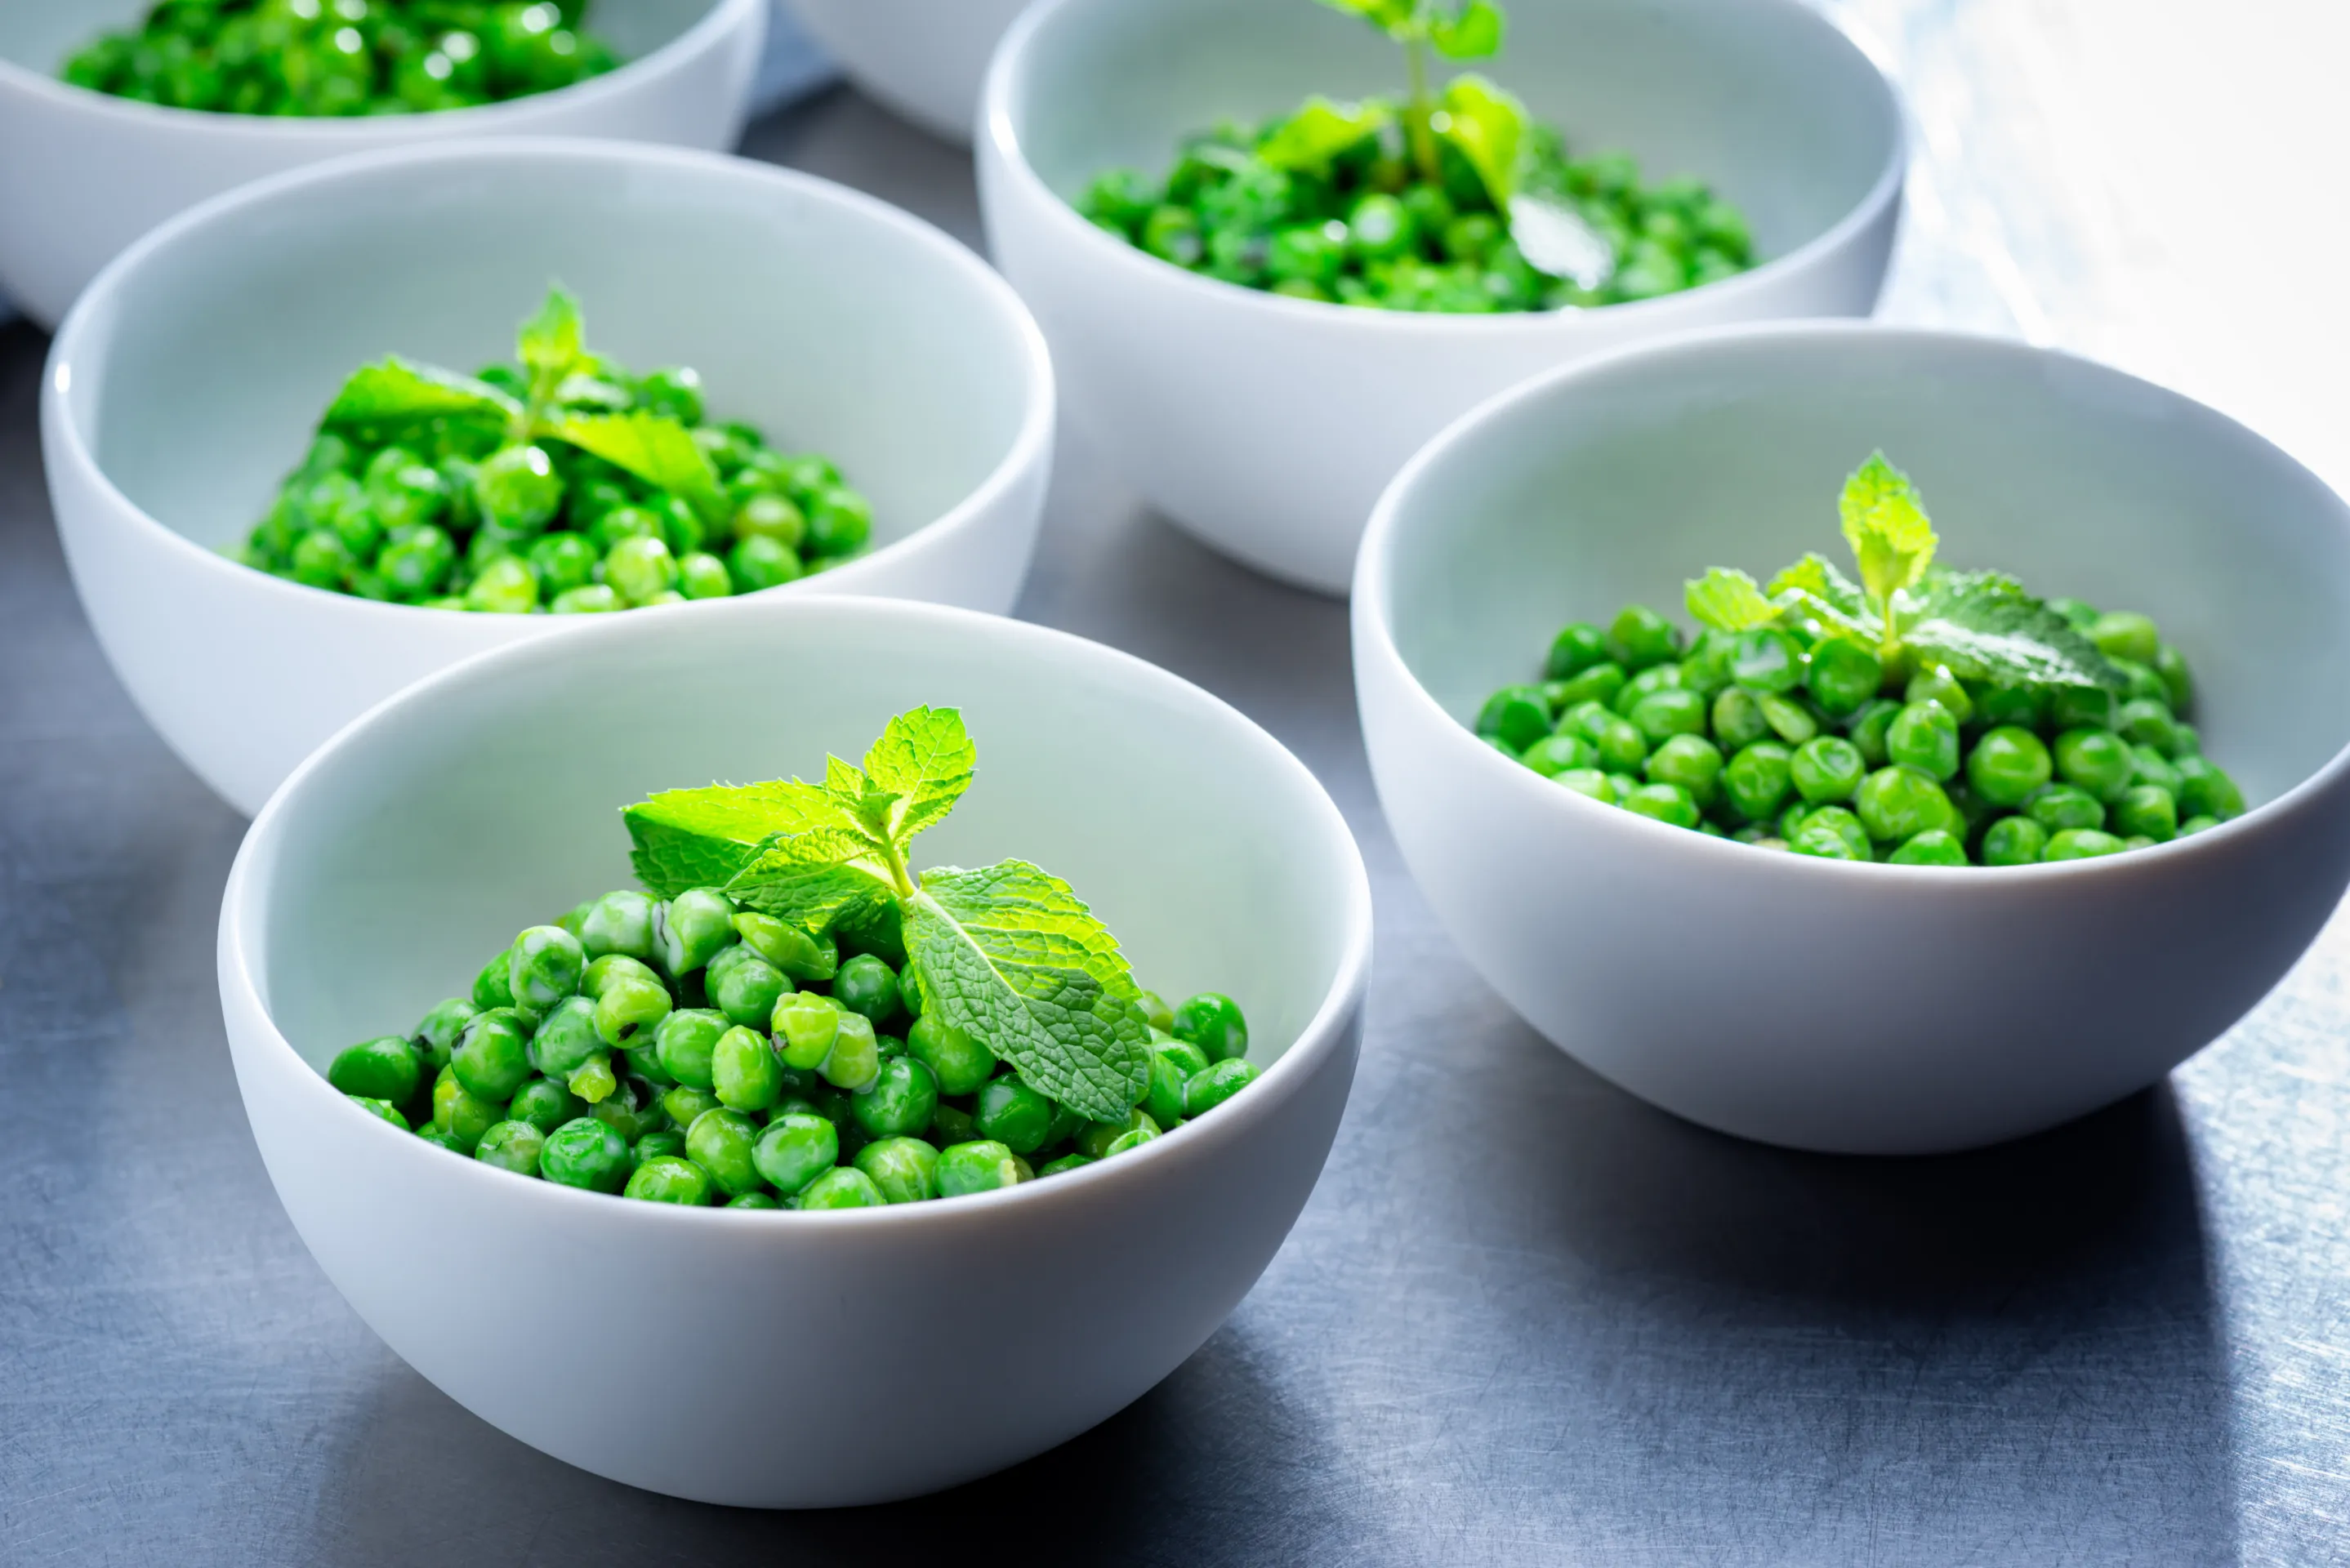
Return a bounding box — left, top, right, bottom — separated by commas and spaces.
5, 3, 2348, 1562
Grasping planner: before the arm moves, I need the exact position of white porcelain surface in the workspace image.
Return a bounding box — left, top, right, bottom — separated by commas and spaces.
784, 0, 1029, 143
1354, 323, 2350, 1155
46, 138, 1055, 817
979, 0, 1904, 595
218, 595, 1371, 1507
0, 0, 768, 328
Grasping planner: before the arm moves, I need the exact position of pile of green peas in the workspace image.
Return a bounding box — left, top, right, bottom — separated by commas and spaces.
238, 362, 873, 612
1478, 599, 2247, 865
61, 0, 616, 117
1078, 109, 1754, 313
328, 885, 1260, 1208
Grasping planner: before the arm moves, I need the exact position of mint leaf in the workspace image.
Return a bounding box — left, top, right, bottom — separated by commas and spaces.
1257, 96, 1394, 173
1684, 568, 1780, 633
1316, 0, 1420, 33
903, 861, 1151, 1120
550, 411, 728, 526
862, 706, 975, 847
1766, 552, 1866, 614
1839, 451, 1938, 612
1436, 73, 1526, 209
725, 848, 898, 935
517, 285, 586, 382
1428, 0, 1504, 58
625, 778, 870, 898
322, 357, 519, 431
1903, 570, 2127, 693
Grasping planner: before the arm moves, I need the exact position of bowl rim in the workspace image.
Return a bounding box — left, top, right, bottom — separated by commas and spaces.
219, 591, 1376, 1232
1353, 317, 2350, 883
44, 134, 1057, 622
0, 0, 763, 134
980, 0, 1908, 337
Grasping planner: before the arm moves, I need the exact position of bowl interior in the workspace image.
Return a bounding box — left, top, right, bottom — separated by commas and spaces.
248, 602, 1360, 1084
1377, 330, 2350, 810
59, 144, 1033, 557
1005, 0, 1896, 267
0, 0, 716, 77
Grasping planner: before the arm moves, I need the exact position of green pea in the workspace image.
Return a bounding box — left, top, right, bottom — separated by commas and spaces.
709, 950, 787, 1029
1728, 628, 1803, 693
412, 997, 477, 1071
662, 1084, 721, 1130
2089, 611, 2161, 666
832, 953, 902, 1028
1630, 688, 1708, 746
1183, 1058, 1260, 1117
1475, 684, 1553, 752
2174, 757, 2246, 821
1980, 815, 2049, 866
2110, 785, 2178, 842
1677, 634, 1734, 699
1721, 742, 1793, 822
1545, 622, 1609, 679
1886, 702, 1960, 781
1104, 1124, 1160, 1156
1789, 736, 1865, 805
594, 975, 671, 1049
579, 890, 659, 962
1610, 663, 1682, 718
551, 584, 623, 614
1171, 992, 1249, 1062
540, 1117, 631, 1193
2025, 785, 2107, 833
684, 1108, 764, 1196
819, 1010, 881, 1091
2044, 828, 2127, 862
1975, 684, 2044, 729
471, 947, 517, 1012
505, 924, 585, 1013
799, 1167, 888, 1209
852, 1057, 939, 1139
972, 1076, 1057, 1154
1644, 734, 1723, 807
1038, 1153, 1096, 1178
1789, 806, 1869, 860
1846, 699, 1901, 767
2131, 745, 2183, 795
1590, 713, 1649, 772
1888, 830, 1968, 866
805, 489, 872, 558
2047, 596, 2099, 630
1347, 192, 1417, 261
1547, 662, 1626, 711
527, 996, 603, 1080
1706, 687, 1768, 751
1144, 1047, 1194, 1129
1553, 768, 1617, 804
587, 1075, 661, 1142
928, 1102, 978, 1149
2048, 685, 2114, 731
903, 1013, 995, 1096
474, 1120, 546, 1176
773, 991, 842, 1071
677, 550, 734, 599
2154, 645, 2194, 711
1521, 733, 1599, 777
1965, 727, 2053, 807
1903, 668, 1973, 724
935, 1139, 1027, 1198
854, 1137, 940, 1204
623, 1155, 712, 1205
729, 1192, 782, 1210
2114, 698, 2179, 756
328, 1035, 422, 1105
657, 888, 738, 975
733, 911, 838, 982
1803, 639, 1883, 716
1854, 767, 1953, 844
2053, 728, 2136, 802
1604, 604, 1682, 670
526, 532, 598, 596
750, 1111, 838, 1194
508, 1076, 584, 1135
711, 1025, 783, 1112
2111, 658, 2169, 706
2178, 814, 2221, 837
1623, 782, 1699, 829
1759, 693, 1817, 746
452, 1007, 533, 1102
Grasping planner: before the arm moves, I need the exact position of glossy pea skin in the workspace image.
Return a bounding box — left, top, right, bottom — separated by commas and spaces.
1759, 693, 1818, 746
1549, 662, 1626, 712
854, 1137, 940, 1204
1792, 805, 1871, 862
1475, 685, 1553, 753
1904, 669, 1974, 724
472, 947, 517, 1012
658, 889, 738, 975
594, 975, 671, 1050
474, 1120, 546, 1177
413, 997, 478, 1071
1711, 688, 1772, 752
733, 911, 837, 982
1889, 829, 1969, 866
973, 1076, 1057, 1154
1976, 684, 2045, 730
1804, 639, 1883, 716
2048, 685, 2114, 731
773, 992, 843, 1071
752, 1112, 839, 1195
1171, 992, 1250, 1063
709, 950, 788, 1029
1038, 1153, 1096, 1178
1545, 623, 1609, 679
509, 1076, 585, 1135
1184, 1058, 1260, 1117
1144, 1047, 1194, 1130
624, 1156, 712, 1205
902, 1014, 995, 1096
329, 1035, 422, 1105
1886, 702, 1961, 781
1727, 628, 1804, 694
586, 1076, 661, 1142
2174, 757, 2246, 821
2045, 827, 2128, 862
1980, 815, 2050, 866
1846, 699, 1901, 768
541, 1117, 632, 1193
729, 1192, 782, 1210
684, 1108, 765, 1197
1624, 782, 1700, 829
1611, 664, 1681, 719
2089, 611, 2161, 665
1966, 727, 2053, 807
832, 954, 903, 1028
2110, 785, 2178, 842
579, 891, 660, 963
1789, 736, 1865, 805
2026, 784, 2107, 833
1521, 733, 1599, 777
819, 1011, 882, 1092
1075, 1110, 1159, 1160
935, 1139, 1027, 1198
506, 924, 585, 1013
799, 1167, 889, 1209
852, 1057, 939, 1140
2114, 698, 2179, 756
452, 1008, 533, 1102
528, 996, 604, 1080
1605, 604, 1681, 670
1644, 735, 1723, 808
1721, 742, 1794, 823
712, 1025, 783, 1112
1854, 767, 1953, 844
2053, 728, 2137, 803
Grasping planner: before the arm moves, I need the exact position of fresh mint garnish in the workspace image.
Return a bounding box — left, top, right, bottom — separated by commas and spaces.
622, 707, 1153, 1120
1684, 452, 2127, 693
310, 285, 728, 529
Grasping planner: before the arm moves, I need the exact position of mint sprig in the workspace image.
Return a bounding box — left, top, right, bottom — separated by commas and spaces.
1684, 452, 2127, 694
622, 707, 1153, 1121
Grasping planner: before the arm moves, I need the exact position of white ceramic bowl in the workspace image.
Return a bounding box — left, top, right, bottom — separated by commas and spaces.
45, 137, 1055, 817
0, 0, 766, 328
219, 594, 1371, 1507
1354, 323, 2350, 1155
978, 0, 1904, 595
783, 0, 1030, 143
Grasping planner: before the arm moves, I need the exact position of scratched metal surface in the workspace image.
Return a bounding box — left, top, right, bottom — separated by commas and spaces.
4, 3, 2348, 1561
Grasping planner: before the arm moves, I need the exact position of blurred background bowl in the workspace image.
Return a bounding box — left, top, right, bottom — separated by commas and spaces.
1355, 323, 2350, 1153
783, 0, 1030, 143
45, 136, 1054, 815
